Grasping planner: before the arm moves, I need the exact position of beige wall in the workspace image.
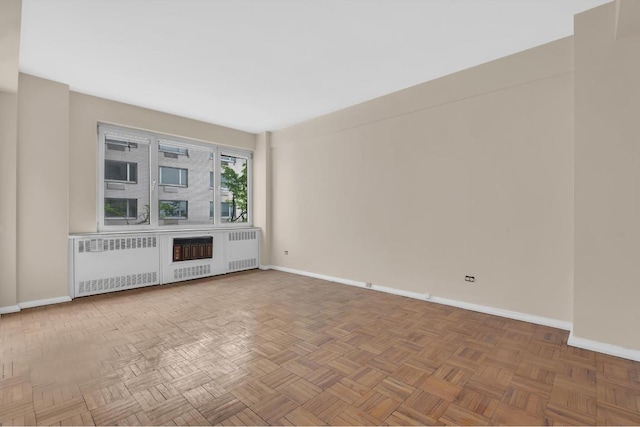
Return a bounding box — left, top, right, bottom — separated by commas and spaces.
0, 0, 21, 309
17, 74, 70, 302
69, 92, 256, 233
0, 92, 18, 308
271, 38, 575, 322
5, 0, 639, 357
574, 2, 640, 349
253, 132, 272, 266
4, 75, 257, 305
0, 0, 21, 93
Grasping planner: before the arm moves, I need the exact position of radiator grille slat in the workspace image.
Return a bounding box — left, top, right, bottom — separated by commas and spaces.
78, 236, 156, 253
228, 258, 257, 272
173, 265, 211, 280
229, 230, 257, 241
77, 272, 157, 296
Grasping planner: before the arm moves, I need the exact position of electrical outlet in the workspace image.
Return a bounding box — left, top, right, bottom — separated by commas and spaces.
465, 275, 476, 283
284, 250, 288, 255
365, 282, 373, 288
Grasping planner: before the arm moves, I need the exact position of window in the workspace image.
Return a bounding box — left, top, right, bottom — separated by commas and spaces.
105, 160, 137, 183
159, 167, 188, 187
106, 139, 138, 151
102, 131, 150, 227
105, 198, 138, 219
98, 124, 252, 230
159, 200, 188, 219
219, 154, 249, 223
159, 143, 188, 157
220, 201, 232, 219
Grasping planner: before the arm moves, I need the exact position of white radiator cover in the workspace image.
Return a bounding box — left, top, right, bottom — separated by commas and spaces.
159, 230, 225, 284
227, 230, 259, 272
69, 228, 259, 298
70, 235, 160, 298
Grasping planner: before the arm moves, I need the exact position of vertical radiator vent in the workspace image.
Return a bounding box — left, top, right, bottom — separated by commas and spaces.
174, 264, 211, 280
229, 258, 257, 271
77, 272, 157, 296
78, 236, 156, 253
228, 230, 257, 241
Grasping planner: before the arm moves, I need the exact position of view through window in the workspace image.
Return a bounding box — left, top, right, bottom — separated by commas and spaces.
99, 125, 251, 230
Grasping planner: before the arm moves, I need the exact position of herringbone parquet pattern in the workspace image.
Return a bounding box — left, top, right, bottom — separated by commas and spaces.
1, 270, 639, 425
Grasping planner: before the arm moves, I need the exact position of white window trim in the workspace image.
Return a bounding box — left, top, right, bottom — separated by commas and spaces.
97, 123, 253, 231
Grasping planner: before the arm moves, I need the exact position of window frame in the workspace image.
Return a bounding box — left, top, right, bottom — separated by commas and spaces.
159, 166, 188, 187
104, 197, 138, 220
97, 123, 252, 231
159, 143, 189, 157
159, 200, 188, 220
105, 160, 138, 183
218, 149, 252, 225
220, 201, 232, 219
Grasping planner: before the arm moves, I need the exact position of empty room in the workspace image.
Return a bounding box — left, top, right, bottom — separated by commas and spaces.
1, 0, 640, 425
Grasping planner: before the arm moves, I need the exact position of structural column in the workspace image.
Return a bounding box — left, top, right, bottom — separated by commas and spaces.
253, 131, 272, 267
573, 0, 640, 355
0, 0, 22, 314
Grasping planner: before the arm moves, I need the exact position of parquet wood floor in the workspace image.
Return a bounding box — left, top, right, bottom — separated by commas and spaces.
1, 270, 640, 426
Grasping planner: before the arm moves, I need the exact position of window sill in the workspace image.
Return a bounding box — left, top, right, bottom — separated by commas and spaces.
84, 224, 258, 236
105, 180, 137, 184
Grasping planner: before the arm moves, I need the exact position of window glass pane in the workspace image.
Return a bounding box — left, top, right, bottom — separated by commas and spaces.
158, 142, 214, 226
105, 160, 127, 181
220, 154, 248, 223
159, 143, 188, 156
105, 160, 138, 182
104, 136, 149, 226
220, 201, 232, 219
159, 200, 188, 219
159, 166, 188, 186
105, 198, 137, 218
129, 163, 137, 182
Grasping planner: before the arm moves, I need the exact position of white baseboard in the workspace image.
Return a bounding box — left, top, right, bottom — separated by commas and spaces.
568, 331, 640, 362
0, 296, 71, 316
259, 265, 271, 271
0, 305, 21, 315
429, 296, 573, 331
17, 296, 72, 310
269, 265, 366, 288
267, 265, 570, 331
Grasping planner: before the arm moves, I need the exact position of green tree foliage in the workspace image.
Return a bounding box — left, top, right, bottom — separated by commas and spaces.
221, 162, 247, 222
104, 199, 133, 225
159, 201, 179, 219
104, 200, 126, 218
104, 200, 149, 225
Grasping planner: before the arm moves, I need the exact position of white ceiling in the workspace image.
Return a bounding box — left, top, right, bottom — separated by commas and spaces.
19, 0, 611, 134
